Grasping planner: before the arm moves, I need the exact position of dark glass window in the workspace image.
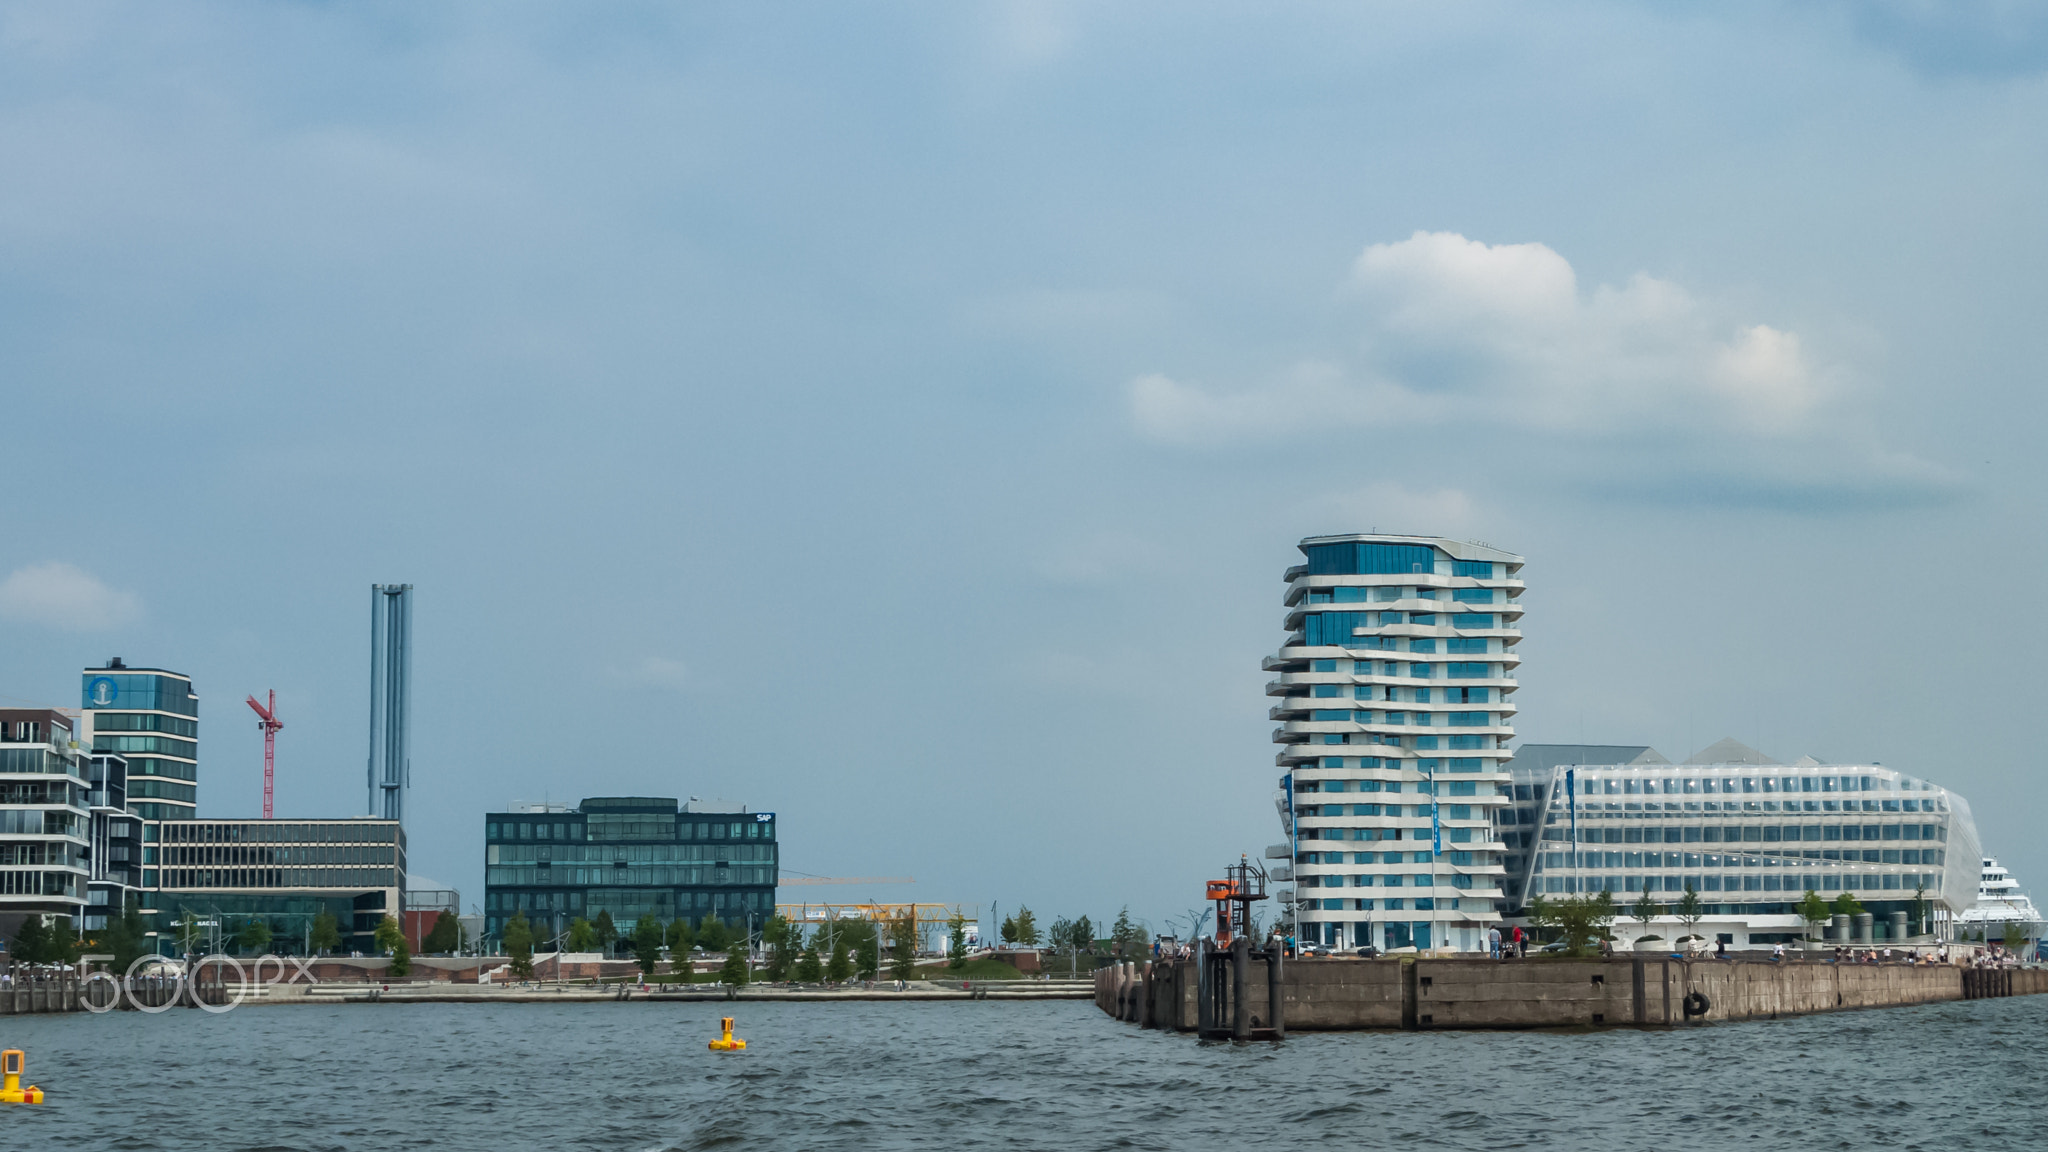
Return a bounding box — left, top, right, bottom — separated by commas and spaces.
1305, 542, 1437, 576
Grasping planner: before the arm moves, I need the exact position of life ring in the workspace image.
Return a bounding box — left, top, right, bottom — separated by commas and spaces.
1682, 990, 1710, 1017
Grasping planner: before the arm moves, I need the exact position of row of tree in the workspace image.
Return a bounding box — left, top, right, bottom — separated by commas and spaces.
1528, 884, 1933, 955
995, 906, 1150, 974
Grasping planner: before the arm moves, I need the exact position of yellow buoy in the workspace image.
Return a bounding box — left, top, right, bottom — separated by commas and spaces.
0, 1050, 43, 1104
708, 1016, 746, 1051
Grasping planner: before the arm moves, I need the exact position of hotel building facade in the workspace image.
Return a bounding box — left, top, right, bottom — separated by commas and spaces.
1269, 534, 1524, 953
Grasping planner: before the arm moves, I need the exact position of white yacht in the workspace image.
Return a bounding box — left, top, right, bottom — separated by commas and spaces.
1956, 857, 2041, 932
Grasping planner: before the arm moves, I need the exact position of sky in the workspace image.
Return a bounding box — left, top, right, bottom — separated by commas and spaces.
3, 1, 2047, 938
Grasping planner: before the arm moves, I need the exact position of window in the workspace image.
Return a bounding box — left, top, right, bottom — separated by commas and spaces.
1447, 638, 1488, 654
1332, 587, 1370, 603
1306, 542, 1437, 576
1451, 588, 1495, 604
1449, 757, 1482, 771
1304, 613, 1369, 647
1452, 560, 1493, 578
1448, 712, 1490, 727
1448, 687, 1489, 703
1313, 684, 1340, 698
1410, 613, 1437, 626
1447, 662, 1489, 679
1413, 688, 1432, 704
1448, 781, 1477, 797
1311, 659, 1337, 672
1452, 614, 1494, 628
1409, 639, 1438, 653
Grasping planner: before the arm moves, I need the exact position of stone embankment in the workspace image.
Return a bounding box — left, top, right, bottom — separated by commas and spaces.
1098, 956, 2048, 1032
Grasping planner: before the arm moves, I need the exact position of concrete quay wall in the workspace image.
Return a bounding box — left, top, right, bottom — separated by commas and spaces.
1122, 957, 2046, 1032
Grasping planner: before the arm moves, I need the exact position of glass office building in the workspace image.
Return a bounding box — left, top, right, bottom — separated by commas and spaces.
1270, 534, 1524, 953
141, 817, 406, 954
0, 709, 92, 943
83, 752, 143, 931
82, 659, 198, 821
1501, 740, 1983, 939
483, 796, 778, 946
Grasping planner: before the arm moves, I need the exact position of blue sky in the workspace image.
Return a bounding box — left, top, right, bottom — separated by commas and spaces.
3, 2, 2046, 934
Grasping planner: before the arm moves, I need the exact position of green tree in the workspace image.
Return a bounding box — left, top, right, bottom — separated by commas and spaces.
1674, 884, 1706, 946
310, 908, 342, 955
947, 911, 969, 969
1110, 906, 1145, 960
827, 936, 854, 983
887, 913, 917, 981
592, 910, 619, 956
854, 925, 880, 980
236, 919, 273, 956
1001, 914, 1018, 944
718, 947, 749, 986
2002, 920, 2031, 956
11, 914, 49, 964
759, 915, 795, 981
388, 935, 411, 978
666, 916, 695, 953
1011, 906, 1040, 947
696, 913, 732, 953
373, 915, 404, 956
1629, 891, 1661, 941
565, 917, 598, 952
90, 897, 150, 974
1797, 889, 1831, 942
1528, 892, 1616, 957
1830, 891, 1865, 919
423, 911, 462, 955
44, 916, 80, 966
632, 913, 665, 976
795, 945, 824, 982
503, 911, 535, 979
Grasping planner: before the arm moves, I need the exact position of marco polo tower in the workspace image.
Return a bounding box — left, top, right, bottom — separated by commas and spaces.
1269, 535, 1523, 953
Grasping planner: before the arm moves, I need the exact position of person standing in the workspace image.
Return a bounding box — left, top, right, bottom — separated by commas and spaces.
1487, 926, 1502, 960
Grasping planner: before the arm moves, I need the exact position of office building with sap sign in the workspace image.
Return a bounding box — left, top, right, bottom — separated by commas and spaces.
1270, 534, 1525, 955
482, 796, 778, 946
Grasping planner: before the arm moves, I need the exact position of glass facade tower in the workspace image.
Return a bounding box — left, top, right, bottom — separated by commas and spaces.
1268, 534, 1524, 953
82, 659, 198, 821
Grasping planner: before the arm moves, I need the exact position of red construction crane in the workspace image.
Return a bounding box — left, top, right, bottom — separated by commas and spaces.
245, 691, 282, 820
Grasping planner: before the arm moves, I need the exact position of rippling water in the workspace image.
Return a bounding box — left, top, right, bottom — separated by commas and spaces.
4, 994, 2042, 1150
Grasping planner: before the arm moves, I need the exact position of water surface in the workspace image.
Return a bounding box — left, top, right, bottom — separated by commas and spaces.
4, 994, 2039, 1149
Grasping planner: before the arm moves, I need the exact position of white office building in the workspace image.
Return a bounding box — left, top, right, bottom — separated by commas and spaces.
1501, 740, 1983, 945
1269, 534, 1524, 953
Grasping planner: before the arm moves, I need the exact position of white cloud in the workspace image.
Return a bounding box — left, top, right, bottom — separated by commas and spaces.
1125, 232, 1959, 510
0, 562, 141, 630
1132, 231, 1837, 443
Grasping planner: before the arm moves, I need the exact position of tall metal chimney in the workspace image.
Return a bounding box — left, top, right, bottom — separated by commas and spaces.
368, 584, 414, 823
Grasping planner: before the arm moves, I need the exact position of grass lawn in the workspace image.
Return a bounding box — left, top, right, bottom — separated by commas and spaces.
912, 957, 1030, 981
